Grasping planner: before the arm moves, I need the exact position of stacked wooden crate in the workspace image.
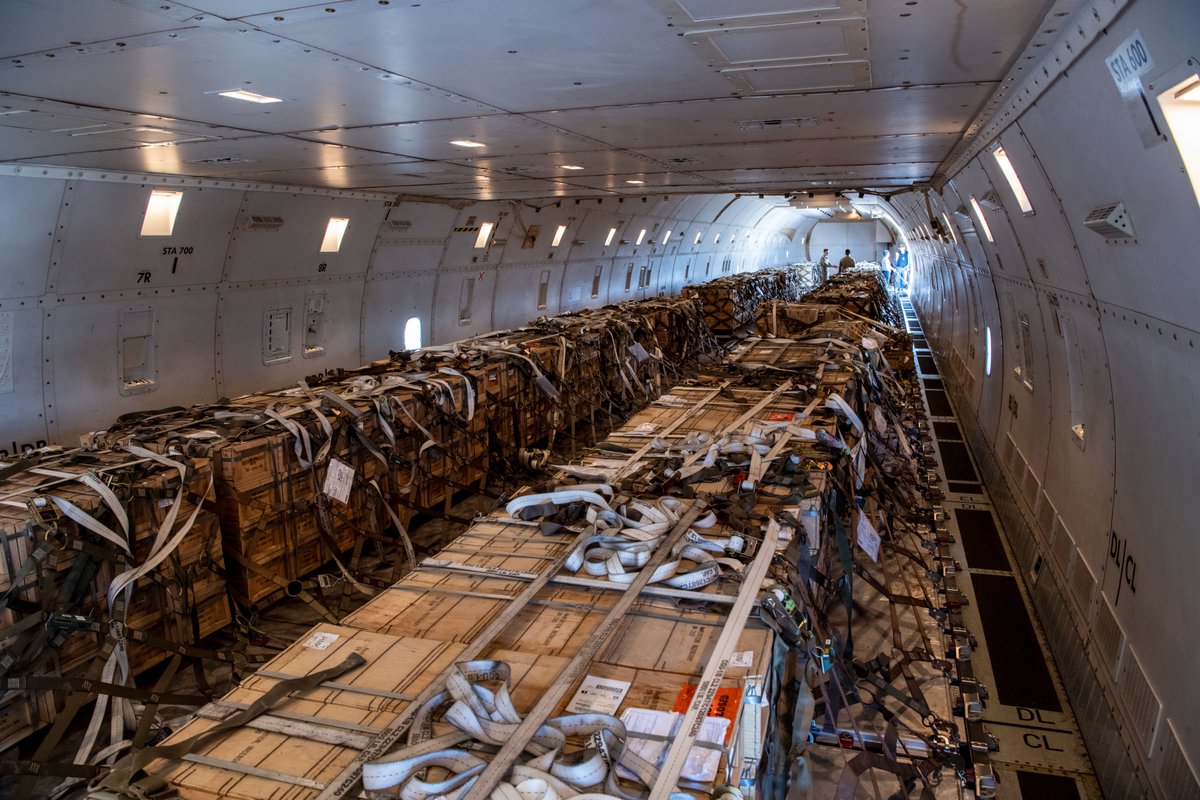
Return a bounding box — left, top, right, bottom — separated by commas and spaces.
0, 446, 228, 751
682, 264, 818, 333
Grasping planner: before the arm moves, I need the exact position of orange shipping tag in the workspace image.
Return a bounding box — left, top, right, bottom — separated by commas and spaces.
673, 685, 742, 742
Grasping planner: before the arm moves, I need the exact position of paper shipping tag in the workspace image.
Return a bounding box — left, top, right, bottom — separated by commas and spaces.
628, 342, 650, 362
323, 458, 355, 504
856, 512, 882, 563
673, 685, 743, 743
566, 675, 632, 715
730, 650, 754, 668
303, 631, 340, 650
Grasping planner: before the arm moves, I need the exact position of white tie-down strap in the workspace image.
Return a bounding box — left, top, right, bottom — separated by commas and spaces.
505, 485, 615, 518
365, 662, 639, 800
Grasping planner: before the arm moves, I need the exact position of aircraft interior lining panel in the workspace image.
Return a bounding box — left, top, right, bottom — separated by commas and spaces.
214, 282, 361, 399
975, 128, 1097, 297
221, 194, 389, 283
0, 175, 61, 297
47, 294, 218, 440
358, 271, 437, 363
0, 307, 47, 450
1004, 0, 1200, 333
51, 180, 237, 295
1098, 316, 1200, 751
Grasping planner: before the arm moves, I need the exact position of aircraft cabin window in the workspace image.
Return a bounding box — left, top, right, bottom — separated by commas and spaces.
139, 190, 183, 237
1157, 75, 1200, 209
591, 265, 603, 298
403, 317, 422, 350
991, 146, 1034, 215
969, 196, 995, 242
537, 269, 551, 309
319, 217, 349, 253
624, 263, 634, 292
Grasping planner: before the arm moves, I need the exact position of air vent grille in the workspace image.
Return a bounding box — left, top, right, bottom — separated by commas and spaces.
735, 116, 820, 130
1083, 201, 1135, 239
978, 190, 1003, 211
246, 215, 284, 230
1090, 597, 1124, 677
1118, 648, 1162, 755
1158, 719, 1200, 800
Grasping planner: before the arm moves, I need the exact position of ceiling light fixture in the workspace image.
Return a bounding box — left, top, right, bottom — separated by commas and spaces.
626, 179, 645, 185
451, 139, 486, 148
561, 164, 585, 170
217, 89, 283, 104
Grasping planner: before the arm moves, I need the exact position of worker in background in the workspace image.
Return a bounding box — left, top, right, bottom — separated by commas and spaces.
894, 245, 910, 294
838, 249, 856, 273
817, 248, 831, 282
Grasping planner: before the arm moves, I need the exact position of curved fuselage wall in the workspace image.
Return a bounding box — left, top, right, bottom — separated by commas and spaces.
894, 1, 1200, 796
0, 177, 794, 450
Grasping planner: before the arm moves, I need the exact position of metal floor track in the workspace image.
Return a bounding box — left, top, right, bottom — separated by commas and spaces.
902, 298, 1102, 799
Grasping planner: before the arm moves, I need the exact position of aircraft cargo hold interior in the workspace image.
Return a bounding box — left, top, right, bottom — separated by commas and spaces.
0, 1, 1198, 799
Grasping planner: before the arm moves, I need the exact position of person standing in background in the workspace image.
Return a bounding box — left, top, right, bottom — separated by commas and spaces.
817, 248, 832, 282
894, 245, 910, 293
838, 249, 855, 273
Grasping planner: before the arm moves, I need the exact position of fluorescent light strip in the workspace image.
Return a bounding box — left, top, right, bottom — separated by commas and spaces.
969, 197, 994, 242
636, 229, 647, 245
140, 189, 183, 237
605, 227, 617, 247
661, 229, 672, 245
218, 89, 283, 104
474, 221, 494, 248
626, 179, 644, 185
451, 139, 486, 148
551, 224, 568, 248
320, 217, 349, 253
561, 164, 585, 171
992, 146, 1034, 214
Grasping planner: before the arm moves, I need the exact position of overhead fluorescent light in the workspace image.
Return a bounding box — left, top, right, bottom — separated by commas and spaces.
218, 89, 283, 104
561, 164, 585, 170
661, 229, 672, 245
320, 217, 349, 252
636, 228, 647, 245
693, 231, 703, 245
626, 179, 645, 185
451, 139, 486, 148
140, 190, 183, 237
551, 224, 568, 247
605, 227, 617, 247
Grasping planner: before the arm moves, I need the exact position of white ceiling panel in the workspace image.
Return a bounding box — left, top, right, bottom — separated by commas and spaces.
304, 116, 606, 160
0, 0, 1083, 199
